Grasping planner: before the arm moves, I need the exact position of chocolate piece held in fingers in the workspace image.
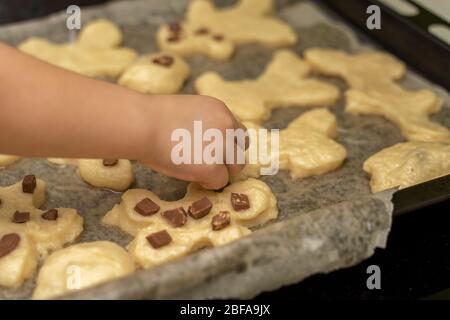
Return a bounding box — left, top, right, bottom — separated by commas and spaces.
212, 211, 231, 231
147, 230, 172, 249
231, 193, 250, 211
134, 198, 160, 216
162, 207, 187, 227
22, 175, 36, 193
42, 209, 58, 221
0, 233, 21, 259
13, 211, 30, 224
103, 159, 118, 166
188, 197, 212, 219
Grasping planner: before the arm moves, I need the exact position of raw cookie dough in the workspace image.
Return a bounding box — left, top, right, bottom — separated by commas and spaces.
196, 50, 339, 122
48, 158, 134, 191
103, 178, 277, 236
118, 52, 190, 94
19, 19, 137, 78
0, 155, 21, 167
363, 141, 450, 192
0, 229, 38, 288
105, 178, 277, 269
235, 109, 347, 180
0, 176, 83, 257
157, 0, 297, 61
305, 48, 450, 142
32, 241, 135, 299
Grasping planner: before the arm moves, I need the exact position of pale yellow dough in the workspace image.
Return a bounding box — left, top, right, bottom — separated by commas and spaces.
235, 109, 347, 180
363, 141, 450, 192
157, 0, 297, 61
305, 48, 450, 142
104, 178, 277, 269
0, 228, 38, 288
0, 178, 83, 257
196, 50, 339, 122
48, 158, 134, 191
0, 154, 21, 167
19, 19, 137, 78
0, 178, 83, 288
118, 52, 191, 94
32, 241, 135, 300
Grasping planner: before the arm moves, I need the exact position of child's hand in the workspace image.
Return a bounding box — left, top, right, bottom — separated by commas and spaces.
139, 95, 248, 189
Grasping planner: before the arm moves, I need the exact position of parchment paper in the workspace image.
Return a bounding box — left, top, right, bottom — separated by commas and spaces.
0, 0, 448, 299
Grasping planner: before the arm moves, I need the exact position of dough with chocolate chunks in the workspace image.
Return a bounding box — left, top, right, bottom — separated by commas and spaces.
103, 178, 277, 269
0, 229, 38, 288
32, 241, 135, 299
157, 0, 297, 61
0, 177, 83, 258
119, 52, 190, 94
48, 158, 134, 191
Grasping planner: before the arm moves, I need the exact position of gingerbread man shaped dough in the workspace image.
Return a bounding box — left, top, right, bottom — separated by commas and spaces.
305, 48, 450, 142
235, 109, 347, 181
103, 178, 278, 269
363, 141, 450, 193
196, 50, 339, 122
19, 19, 137, 78
0, 176, 83, 288
157, 0, 297, 61
48, 158, 134, 191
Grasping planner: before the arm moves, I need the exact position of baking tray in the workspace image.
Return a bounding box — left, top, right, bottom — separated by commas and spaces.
0, 0, 448, 299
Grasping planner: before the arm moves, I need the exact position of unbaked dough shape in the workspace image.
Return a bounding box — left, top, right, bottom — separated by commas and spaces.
0, 228, 38, 288
47, 158, 134, 191
32, 241, 135, 300
0, 154, 21, 167
118, 52, 191, 94
157, 0, 297, 61
0, 177, 83, 288
0, 177, 83, 257
305, 48, 450, 142
195, 50, 339, 122
104, 178, 278, 269
363, 141, 450, 193
234, 109, 347, 180
19, 19, 137, 78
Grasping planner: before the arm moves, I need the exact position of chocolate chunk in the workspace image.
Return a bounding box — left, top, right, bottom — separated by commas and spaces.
169, 22, 182, 33
167, 35, 180, 42
162, 207, 187, 227
212, 211, 230, 231
0, 233, 21, 259
152, 55, 174, 67
231, 193, 250, 211
195, 27, 209, 35
12, 211, 30, 224
213, 34, 224, 41
22, 175, 36, 193
146, 230, 172, 249
103, 159, 118, 166
42, 209, 58, 221
134, 198, 160, 216
188, 197, 213, 219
